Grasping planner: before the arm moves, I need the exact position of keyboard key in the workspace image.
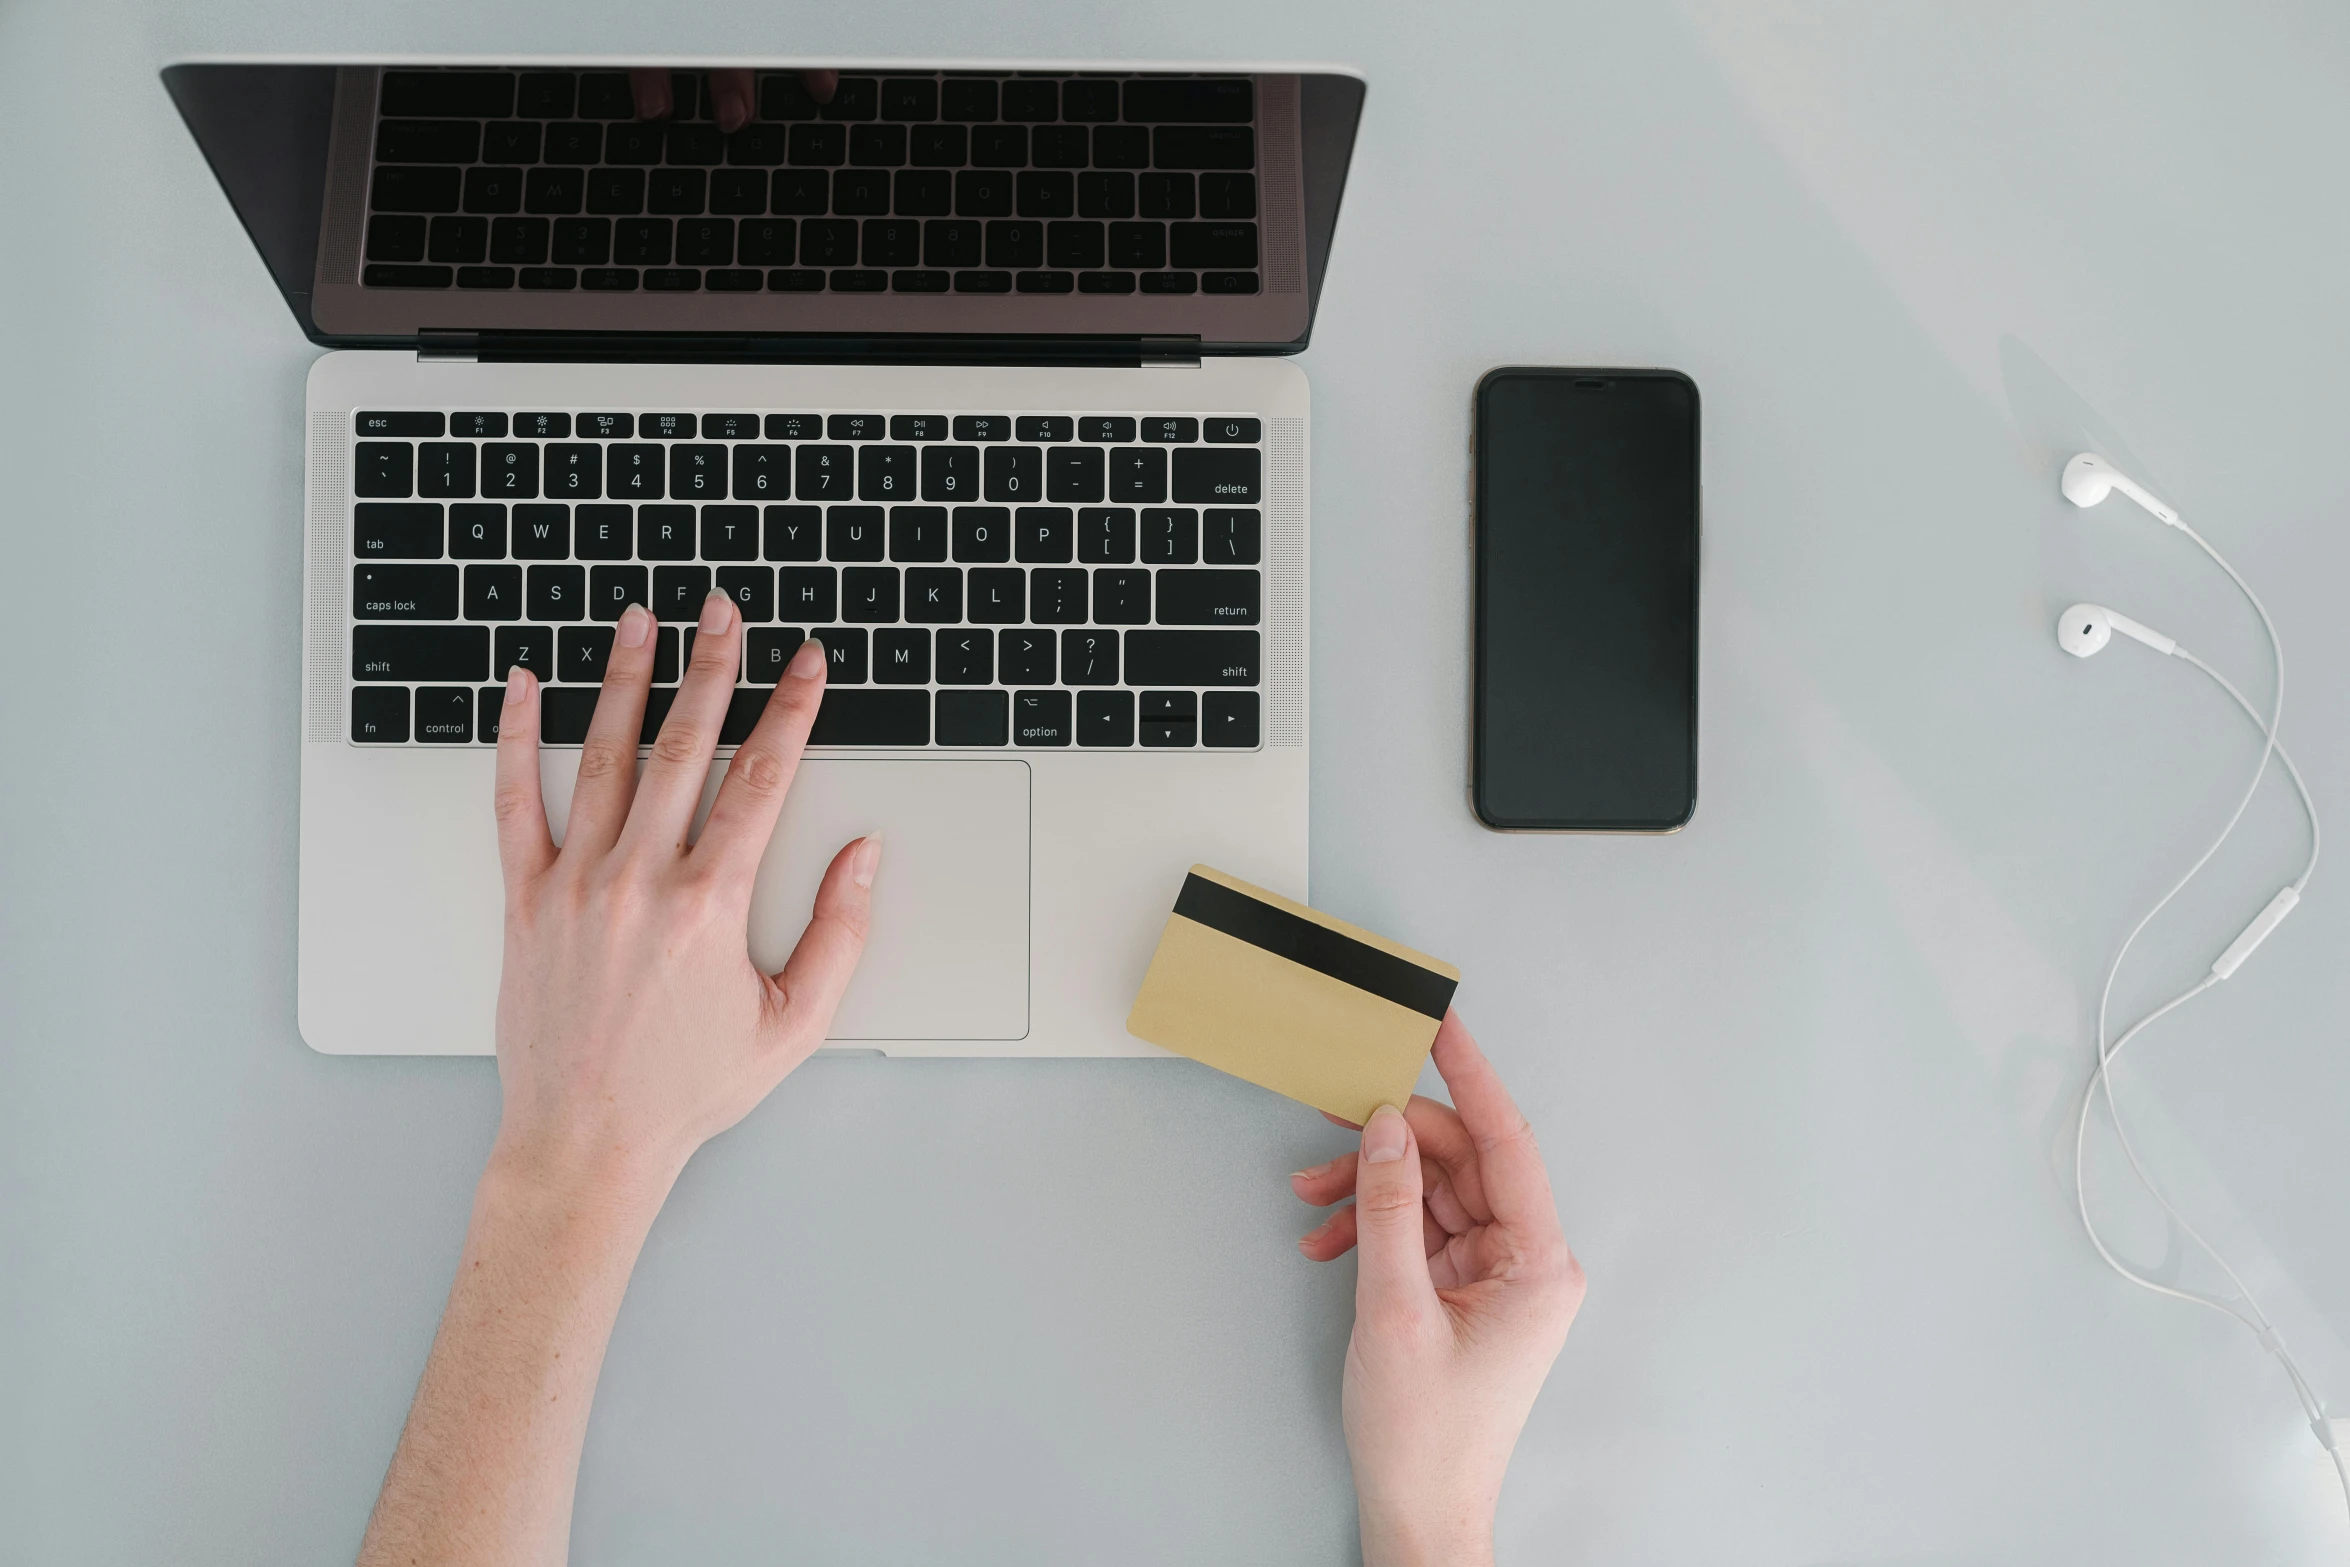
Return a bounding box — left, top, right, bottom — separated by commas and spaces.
1140, 690, 1197, 748
1078, 689, 1134, 747
447, 412, 505, 439
1153, 127, 1255, 170
527, 563, 584, 620
539, 687, 599, 743
495, 626, 555, 681
821, 629, 868, 683
936, 629, 993, 684
357, 412, 442, 438
1078, 507, 1137, 564
512, 504, 569, 559
1030, 567, 1087, 624
953, 415, 1011, 442
809, 688, 928, 745
983, 446, 1042, 503
1204, 508, 1262, 565
1106, 447, 1166, 503
354, 503, 441, 558
1032, 127, 1088, 170
858, 444, 917, 500
765, 505, 822, 560
668, 125, 724, 167
353, 563, 458, 620
1140, 270, 1197, 294
715, 565, 773, 621
1202, 271, 1260, 294
607, 444, 664, 498
1092, 567, 1150, 623
483, 121, 541, 163
967, 567, 1023, 623
354, 442, 414, 497
559, 625, 615, 681
477, 442, 536, 498
701, 505, 759, 560
670, 444, 728, 499
971, 127, 1027, 169
351, 623, 488, 682
1141, 417, 1199, 444
1123, 78, 1253, 123
362, 263, 455, 288
779, 566, 837, 621
463, 167, 526, 215
464, 563, 523, 620
935, 688, 1007, 745
638, 505, 696, 560
1156, 568, 1260, 625
652, 565, 711, 622
1015, 507, 1073, 563
1141, 508, 1198, 564
842, 566, 899, 622
377, 120, 479, 163
1002, 80, 1058, 122
874, 627, 929, 683
578, 413, 633, 440
1123, 629, 1259, 686
828, 507, 885, 561
954, 507, 1011, 563
449, 504, 515, 561
1171, 222, 1258, 269
1172, 446, 1261, 503
724, 128, 789, 170
1018, 173, 1074, 218
882, 77, 940, 122
476, 683, 507, 743
415, 686, 473, 743
1106, 222, 1164, 269
1013, 690, 1072, 746
1000, 629, 1056, 684
349, 685, 409, 742
589, 565, 648, 620
538, 444, 597, 499
823, 77, 880, 121
889, 507, 949, 562
372, 166, 462, 213
942, 79, 998, 121
520, 267, 577, 290
1061, 628, 1117, 685
1204, 691, 1260, 747
1045, 220, 1102, 268
796, 444, 854, 500
733, 444, 789, 500
1046, 446, 1104, 502
745, 627, 808, 683
1016, 270, 1074, 293
904, 566, 961, 622
544, 121, 601, 163
921, 445, 978, 502
367, 215, 427, 262
381, 70, 514, 118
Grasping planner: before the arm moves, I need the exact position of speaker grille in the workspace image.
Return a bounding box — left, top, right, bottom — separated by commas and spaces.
1267, 416, 1306, 747
305, 412, 346, 743
1260, 76, 1304, 296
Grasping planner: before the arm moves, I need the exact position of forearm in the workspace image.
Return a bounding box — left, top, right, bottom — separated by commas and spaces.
357, 1146, 674, 1567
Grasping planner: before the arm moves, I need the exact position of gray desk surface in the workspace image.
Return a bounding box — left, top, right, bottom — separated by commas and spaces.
6, 3, 2350, 1562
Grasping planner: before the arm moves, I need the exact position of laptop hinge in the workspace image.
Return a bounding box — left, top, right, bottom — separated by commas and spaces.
417, 329, 479, 364
1140, 336, 1202, 368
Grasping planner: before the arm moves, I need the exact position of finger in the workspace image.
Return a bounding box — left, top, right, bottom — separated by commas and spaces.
1431, 1011, 1560, 1236
804, 69, 839, 105
629, 68, 674, 120
710, 69, 756, 133
491, 665, 556, 886
1404, 1097, 1492, 1226
619, 592, 741, 855
695, 635, 826, 878
768, 833, 882, 1044
1289, 1151, 1358, 1207
1298, 1200, 1355, 1260
564, 602, 656, 856
1320, 1109, 1362, 1132
1351, 1105, 1440, 1323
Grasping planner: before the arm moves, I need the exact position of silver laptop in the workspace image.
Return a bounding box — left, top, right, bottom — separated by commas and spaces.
167, 59, 1364, 1057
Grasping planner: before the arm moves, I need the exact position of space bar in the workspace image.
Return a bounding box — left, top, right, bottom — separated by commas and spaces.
803, 688, 931, 746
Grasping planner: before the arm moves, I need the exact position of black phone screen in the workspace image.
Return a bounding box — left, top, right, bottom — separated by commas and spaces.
1472, 368, 1699, 830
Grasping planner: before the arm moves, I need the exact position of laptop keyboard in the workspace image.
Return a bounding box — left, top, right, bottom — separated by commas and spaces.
360, 70, 1262, 299
345, 408, 1268, 750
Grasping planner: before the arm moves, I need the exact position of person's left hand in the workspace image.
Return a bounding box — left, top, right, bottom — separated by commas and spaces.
488, 599, 875, 1203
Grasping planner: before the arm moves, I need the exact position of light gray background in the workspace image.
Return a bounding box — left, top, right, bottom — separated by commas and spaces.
5, 2, 2348, 1562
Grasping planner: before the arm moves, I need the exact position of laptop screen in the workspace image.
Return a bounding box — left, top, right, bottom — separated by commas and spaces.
163, 63, 1364, 357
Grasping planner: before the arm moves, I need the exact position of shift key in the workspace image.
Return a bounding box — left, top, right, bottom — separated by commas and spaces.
353, 563, 459, 619
351, 624, 489, 682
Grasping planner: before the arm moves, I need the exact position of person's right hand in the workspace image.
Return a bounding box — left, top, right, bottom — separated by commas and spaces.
1290, 1014, 1585, 1567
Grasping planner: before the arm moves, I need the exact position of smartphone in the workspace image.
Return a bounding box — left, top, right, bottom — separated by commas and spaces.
1471, 368, 1699, 831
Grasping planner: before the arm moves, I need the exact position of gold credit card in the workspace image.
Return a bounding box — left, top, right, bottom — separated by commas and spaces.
1125, 866, 1461, 1124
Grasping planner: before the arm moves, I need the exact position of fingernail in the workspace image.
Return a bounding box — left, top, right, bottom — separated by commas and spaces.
1362, 1105, 1408, 1164
617, 603, 652, 648
787, 636, 826, 680
1291, 1157, 1336, 1181
851, 833, 883, 888
699, 590, 734, 635
504, 664, 534, 703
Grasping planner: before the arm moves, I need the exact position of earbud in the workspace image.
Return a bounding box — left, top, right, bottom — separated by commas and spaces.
2061, 454, 2182, 527
2057, 603, 2178, 659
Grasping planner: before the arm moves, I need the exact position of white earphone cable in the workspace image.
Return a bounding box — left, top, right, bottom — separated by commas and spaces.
2067, 518, 2345, 1525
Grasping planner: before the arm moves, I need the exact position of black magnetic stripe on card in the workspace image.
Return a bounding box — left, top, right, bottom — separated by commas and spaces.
1172, 874, 1457, 1020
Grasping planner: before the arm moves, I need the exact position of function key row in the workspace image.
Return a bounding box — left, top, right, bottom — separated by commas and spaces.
357, 411, 1259, 442
380, 72, 1253, 128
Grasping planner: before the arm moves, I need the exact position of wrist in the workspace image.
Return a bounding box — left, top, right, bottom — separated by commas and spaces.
1358, 1496, 1497, 1567
482, 1125, 683, 1236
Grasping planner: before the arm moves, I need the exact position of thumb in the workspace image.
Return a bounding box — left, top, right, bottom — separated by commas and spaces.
1351, 1105, 1438, 1323
771, 834, 881, 1038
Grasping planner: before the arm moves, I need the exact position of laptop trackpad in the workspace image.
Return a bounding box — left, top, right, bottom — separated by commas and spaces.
741, 758, 1029, 1041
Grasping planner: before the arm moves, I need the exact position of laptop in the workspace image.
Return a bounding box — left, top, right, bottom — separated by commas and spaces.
164, 59, 1364, 1057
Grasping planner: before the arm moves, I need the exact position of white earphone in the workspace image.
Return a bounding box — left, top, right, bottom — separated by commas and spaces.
2054, 455, 2340, 1520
